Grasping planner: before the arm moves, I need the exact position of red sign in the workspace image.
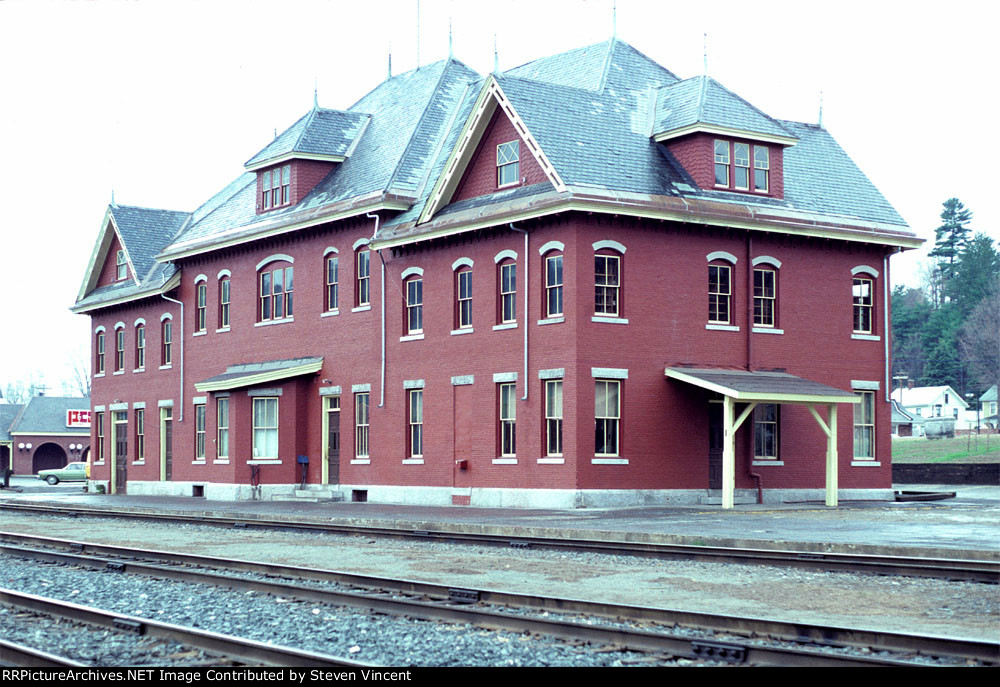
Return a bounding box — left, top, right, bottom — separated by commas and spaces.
66, 409, 92, 428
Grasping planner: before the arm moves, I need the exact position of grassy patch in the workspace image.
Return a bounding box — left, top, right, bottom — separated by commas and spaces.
892, 435, 1000, 463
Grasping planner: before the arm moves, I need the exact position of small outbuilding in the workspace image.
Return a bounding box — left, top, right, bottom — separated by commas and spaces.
6, 396, 91, 475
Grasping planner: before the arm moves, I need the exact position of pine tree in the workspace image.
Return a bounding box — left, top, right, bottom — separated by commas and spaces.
930, 198, 973, 283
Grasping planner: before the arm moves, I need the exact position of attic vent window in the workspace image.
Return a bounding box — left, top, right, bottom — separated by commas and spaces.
116, 250, 127, 281
497, 141, 520, 188
261, 165, 291, 210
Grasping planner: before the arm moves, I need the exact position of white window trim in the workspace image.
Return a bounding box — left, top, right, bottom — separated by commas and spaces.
494, 249, 518, 264
255, 254, 295, 271
706, 251, 738, 264
452, 257, 474, 270
538, 240, 565, 255
592, 239, 627, 254
752, 256, 782, 269
851, 265, 880, 279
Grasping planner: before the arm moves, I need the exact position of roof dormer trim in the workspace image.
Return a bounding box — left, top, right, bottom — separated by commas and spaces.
244, 152, 347, 173
654, 123, 798, 147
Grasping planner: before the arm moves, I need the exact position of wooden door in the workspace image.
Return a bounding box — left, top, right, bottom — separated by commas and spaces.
161, 407, 173, 481
113, 411, 128, 494
708, 402, 723, 490
324, 396, 341, 485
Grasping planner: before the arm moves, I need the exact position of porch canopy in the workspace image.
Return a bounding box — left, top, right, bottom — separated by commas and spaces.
195, 357, 324, 393
664, 367, 860, 509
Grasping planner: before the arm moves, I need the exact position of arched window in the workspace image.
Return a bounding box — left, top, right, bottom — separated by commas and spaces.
453, 258, 473, 330
218, 273, 231, 329
95, 328, 106, 375
593, 240, 626, 318
135, 323, 146, 370
852, 272, 876, 334
707, 251, 738, 325
114, 324, 125, 373
257, 256, 294, 322
402, 267, 424, 335
160, 314, 173, 366
325, 248, 339, 312
752, 257, 782, 329
541, 246, 564, 319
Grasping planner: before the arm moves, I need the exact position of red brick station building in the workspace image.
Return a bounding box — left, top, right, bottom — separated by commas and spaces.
72, 40, 921, 509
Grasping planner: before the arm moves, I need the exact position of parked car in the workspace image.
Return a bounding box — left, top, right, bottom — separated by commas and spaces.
37, 461, 88, 485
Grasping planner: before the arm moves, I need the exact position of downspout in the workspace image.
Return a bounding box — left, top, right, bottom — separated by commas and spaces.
745, 233, 762, 502
160, 293, 184, 422
367, 212, 386, 408
509, 223, 528, 401
884, 252, 891, 404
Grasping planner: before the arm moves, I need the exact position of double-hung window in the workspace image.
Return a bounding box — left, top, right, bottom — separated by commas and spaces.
545, 379, 563, 457
594, 254, 620, 316
709, 264, 732, 324
135, 409, 145, 462
357, 249, 370, 307
754, 146, 770, 192
854, 391, 875, 459
196, 283, 207, 333
96, 412, 105, 461
595, 380, 620, 456
753, 268, 776, 327
406, 278, 423, 334
500, 263, 517, 324
116, 250, 127, 281
753, 404, 779, 459
408, 389, 423, 458
252, 397, 278, 459
96, 332, 105, 374
217, 397, 229, 460
545, 254, 563, 318
456, 269, 472, 329
260, 266, 294, 321
497, 140, 520, 187
853, 277, 873, 334
115, 327, 125, 372
499, 382, 517, 457
355, 393, 370, 458
162, 319, 172, 366
261, 165, 290, 210
734, 143, 750, 191
714, 140, 730, 187
135, 325, 145, 370
194, 404, 206, 460
219, 278, 231, 329
326, 255, 339, 311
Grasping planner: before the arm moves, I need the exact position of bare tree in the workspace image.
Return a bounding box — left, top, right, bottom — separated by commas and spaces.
960, 278, 1000, 392
2, 373, 46, 405
63, 353, 92, 398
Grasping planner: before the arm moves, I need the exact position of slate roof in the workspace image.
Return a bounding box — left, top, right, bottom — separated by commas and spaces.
653, 76, 796, 141
245, 108, 371, 168
0, 404, 24, 442
8, 397, 90, 436
77, 38, 916, 312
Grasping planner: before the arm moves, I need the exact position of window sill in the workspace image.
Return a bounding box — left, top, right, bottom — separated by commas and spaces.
352, 305, 372, 313
159, 364, 173, 370
247, 459, 281, 465
451, 327, 474, 336
133, 368, 145, 374
351, 458, 371, 465
192, 460, 207, 465
213, 459, 230, 465
592, 457, 628, 465
592, 316, 628, 325
752, 327, 784, 335
493, 322, 517, 331
538, 317, 564, 326
851, 460, 881, 467
94, 373, 105, 378
706, 323, 740, 332
93, 461, 106, 466
538, 457, 564, 464
192, 331, 207, 337
400, 333, 425, 342
852, 333, 881, 341
321, 310, 340, 318
113, 371, 124, 376
493, 458, 517, 465
216, 327, 231, 333
752, 460, 784, 466
402, 458, 424, 465
255, 317, 294, 328
132, 461, 145, 466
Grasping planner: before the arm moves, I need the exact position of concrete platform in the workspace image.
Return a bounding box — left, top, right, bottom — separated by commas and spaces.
1, 478, 997, 560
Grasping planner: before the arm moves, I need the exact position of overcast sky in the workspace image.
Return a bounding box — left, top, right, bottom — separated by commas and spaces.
1, 0, 996, 396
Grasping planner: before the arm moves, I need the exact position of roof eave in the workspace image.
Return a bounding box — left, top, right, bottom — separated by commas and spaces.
244, 152, 347, 172
654, 123, 798, 146
194, 359, 324, 393
71, 271, 182, 314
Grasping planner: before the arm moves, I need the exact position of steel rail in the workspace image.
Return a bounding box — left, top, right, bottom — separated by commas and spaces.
2, 536, 996, 666
1, 502, 996, 583
0, 639, 87, 668
0, 587, 376, 669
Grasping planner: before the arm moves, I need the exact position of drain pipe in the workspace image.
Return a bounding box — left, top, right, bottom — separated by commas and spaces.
367, 212, 386, 408
884, 252, 891, 404
509, 223, 529, 401
745, 233, 762, 502
160, 293, 184, 422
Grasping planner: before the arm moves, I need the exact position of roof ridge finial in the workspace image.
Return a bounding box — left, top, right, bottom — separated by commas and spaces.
111, 189, 116, 208
612, 0, 617, 40
313, 77, 319, 110
493, 34, 498, 73
448, 16, 453, 59
818, 90, 824, 128
388, 42, 392, 79
703, 32, 708, 77
416, 0, 421, 68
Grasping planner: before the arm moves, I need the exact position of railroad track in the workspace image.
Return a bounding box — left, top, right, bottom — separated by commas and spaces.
1, 533, 995, 667
0, 587, 375, 668
1, 502, 996, 584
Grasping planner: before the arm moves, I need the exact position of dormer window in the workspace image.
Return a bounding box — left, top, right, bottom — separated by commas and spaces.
261, 165, 291, 210
715, 139, 771, 195
497, 141, 520, 188
116, 250, 127, 281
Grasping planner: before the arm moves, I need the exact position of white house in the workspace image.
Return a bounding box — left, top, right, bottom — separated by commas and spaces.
890, 385, 969, 435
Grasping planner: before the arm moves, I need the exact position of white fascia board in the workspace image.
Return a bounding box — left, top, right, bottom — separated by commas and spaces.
653, 123, 799, 147
244, 152, 347, 172
70, 271, 182, 314
193, 359, 324, 393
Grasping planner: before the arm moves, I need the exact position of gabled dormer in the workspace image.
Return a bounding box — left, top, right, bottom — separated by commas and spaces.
245, 107, 372, 214
652, 76, 797, 199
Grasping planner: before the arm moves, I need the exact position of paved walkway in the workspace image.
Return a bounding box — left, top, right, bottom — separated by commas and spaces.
1, 479, 997, 559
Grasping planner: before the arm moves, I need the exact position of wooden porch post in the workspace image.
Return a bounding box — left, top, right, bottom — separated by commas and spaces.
826, 403, 838, 507
723, 395, 735, 510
